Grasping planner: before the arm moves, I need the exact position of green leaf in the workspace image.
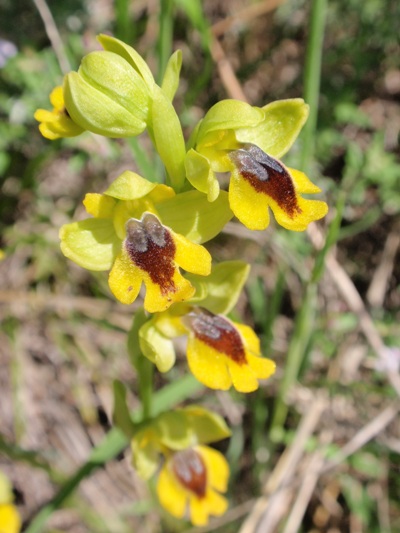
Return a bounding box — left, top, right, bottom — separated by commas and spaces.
349, 452, 385, 479
157, 190, 233, 243
112, 380, 136, 438
161, 50, 182, 101
59, 219, 120, 271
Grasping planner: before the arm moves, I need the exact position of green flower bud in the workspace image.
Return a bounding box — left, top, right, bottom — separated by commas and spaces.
64, 50, 151, 137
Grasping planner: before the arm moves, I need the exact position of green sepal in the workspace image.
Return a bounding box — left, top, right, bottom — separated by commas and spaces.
156, 411, 194, 450
112, 380, 136, 438
182, 406, 231, 443
236, 98, 309, 158
186, 260, 250, 314
59, 219, 120, 271
150, 85, 186, 191
185, 149, 220, 201
97, 34, 155, 92
79, 51, 150, 124
156, 407, 231, 450
131, 425, 162, 480
161, 50, 182, 101
139, 317, 176, 373
157, 190, 233, 243
64, 71, 147, 138
197, 99, 264, 143
104, 170, 156, 200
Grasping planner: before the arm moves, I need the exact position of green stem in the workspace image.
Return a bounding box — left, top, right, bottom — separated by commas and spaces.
270, 0, 328, 438
24, 374, 202, 533
157, 0, 174, 84
127, 308, 154, 419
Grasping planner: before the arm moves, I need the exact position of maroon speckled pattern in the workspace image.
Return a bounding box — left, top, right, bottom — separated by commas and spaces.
230, 144, 302, 218
124, 215, 177, 296
188, 310, 247, 365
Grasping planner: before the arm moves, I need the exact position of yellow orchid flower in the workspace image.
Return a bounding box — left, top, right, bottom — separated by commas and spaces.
182, 308, 276, 392
157, 445, 229, 526
34, 86, 84, 140
60, 171, 211, 313
185, 98, 328, 231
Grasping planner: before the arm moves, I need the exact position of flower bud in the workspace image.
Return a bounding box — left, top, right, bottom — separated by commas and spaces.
63, 50, 151, 137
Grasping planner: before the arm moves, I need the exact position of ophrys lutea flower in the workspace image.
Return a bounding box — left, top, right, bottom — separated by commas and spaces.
185, 98, 328, 231
157, 445, 228, 526
60, 171, 211, 313
131, 406, 231, 526
34, 86, 84, 140
182, 308, 276, 392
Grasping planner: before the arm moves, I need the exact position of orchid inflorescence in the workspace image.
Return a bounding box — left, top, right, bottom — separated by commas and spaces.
35, 34, 328, 526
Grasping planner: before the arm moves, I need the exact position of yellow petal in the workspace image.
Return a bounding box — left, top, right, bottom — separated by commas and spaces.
235, 322, 261, 354
227, 360, 259, 392
49, 86, 65, 110
108, 249, 142, 304
143, 269, 195, 313
0, 503, 21, 533
288, 167, 322, 194
269, 194, 328, 231
83, 193, 116, 218
157, 463, 187, 519
189, 495, 209, 526
33, 109, 58, 123
197, 446, 229, 493
173, 233, 212, 276
247, 353, 276, 380
186, 337, 232, 390
229, 171, 270, 230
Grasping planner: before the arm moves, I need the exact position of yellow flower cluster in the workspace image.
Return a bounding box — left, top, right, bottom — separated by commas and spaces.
35, 34, 329, 526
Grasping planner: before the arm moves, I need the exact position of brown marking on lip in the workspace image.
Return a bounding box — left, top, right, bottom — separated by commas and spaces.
172, 449, 207, 498
230, 144, 302, 218
185, 309, 247, 365
125, 214, 177, 295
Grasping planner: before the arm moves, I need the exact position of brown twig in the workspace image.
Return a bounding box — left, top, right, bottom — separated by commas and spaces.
210, 38, 249, 102
211, 0, 285, 37
239, 394, 327, 533
307, 224, 400, 397
322, 402, 400, 473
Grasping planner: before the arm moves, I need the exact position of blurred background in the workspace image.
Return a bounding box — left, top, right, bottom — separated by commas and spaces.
1, 0, 399, 531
